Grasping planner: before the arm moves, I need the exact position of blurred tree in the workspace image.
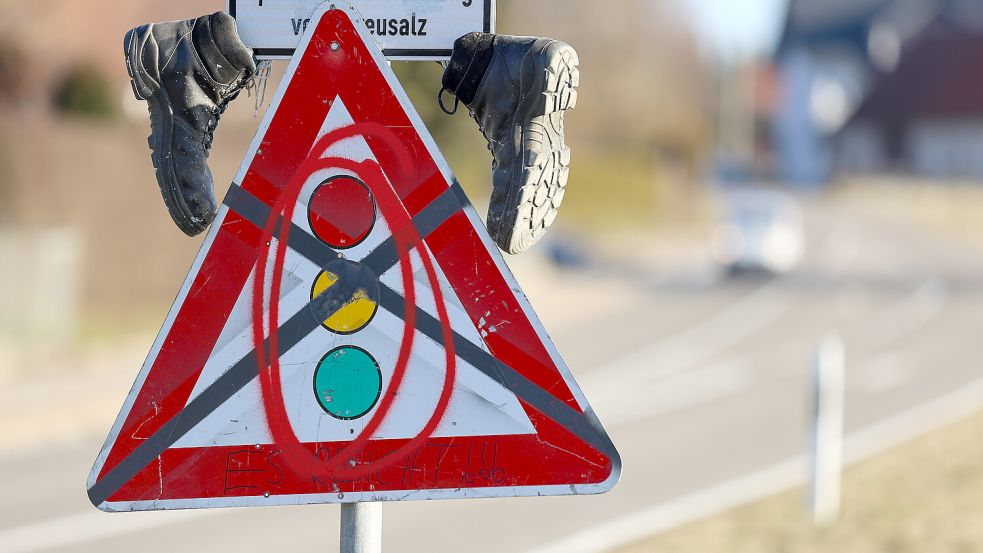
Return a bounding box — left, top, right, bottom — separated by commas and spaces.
387, 0, 717, 227
51, 63, 117, 119
500, 0, 712, 159
392, 61, 459, 144
495, 0, 714, 226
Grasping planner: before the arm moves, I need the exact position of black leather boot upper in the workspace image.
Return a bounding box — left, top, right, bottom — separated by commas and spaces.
125, 12, 256, 236
442, 33, 579, 254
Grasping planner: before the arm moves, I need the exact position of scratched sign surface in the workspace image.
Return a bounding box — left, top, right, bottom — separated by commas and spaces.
87, 2, 618, 511
227, 0, 495, 59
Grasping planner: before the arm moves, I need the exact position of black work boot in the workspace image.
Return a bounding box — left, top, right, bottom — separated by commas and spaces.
441, 33, 579, 255
124, 12, 256, 236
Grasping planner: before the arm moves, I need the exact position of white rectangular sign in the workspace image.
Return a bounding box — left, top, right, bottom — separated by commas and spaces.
227, 0, 495, 60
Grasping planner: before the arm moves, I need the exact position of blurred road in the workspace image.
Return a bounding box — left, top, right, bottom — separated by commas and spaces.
3, 197, 983, 553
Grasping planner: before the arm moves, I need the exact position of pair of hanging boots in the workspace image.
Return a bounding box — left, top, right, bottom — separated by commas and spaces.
125, 12, 578, 254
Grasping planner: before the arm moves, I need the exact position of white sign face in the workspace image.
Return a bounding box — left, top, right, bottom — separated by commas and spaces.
227, 0, 495, 60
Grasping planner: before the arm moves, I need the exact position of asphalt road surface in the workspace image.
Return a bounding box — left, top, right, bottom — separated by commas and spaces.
3, 197, 983, 553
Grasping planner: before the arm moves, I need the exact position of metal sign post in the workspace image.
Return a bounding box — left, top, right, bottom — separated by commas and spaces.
341, 503, 383, 553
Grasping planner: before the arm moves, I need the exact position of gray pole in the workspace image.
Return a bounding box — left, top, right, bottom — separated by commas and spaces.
810, 335, 845, 527
340, 503, 383, 553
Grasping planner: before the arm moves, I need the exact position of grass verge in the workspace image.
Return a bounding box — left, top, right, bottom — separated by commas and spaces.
617, 409, 983, 553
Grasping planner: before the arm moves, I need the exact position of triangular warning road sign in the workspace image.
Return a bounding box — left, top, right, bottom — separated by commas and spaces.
88, 2, 620, 511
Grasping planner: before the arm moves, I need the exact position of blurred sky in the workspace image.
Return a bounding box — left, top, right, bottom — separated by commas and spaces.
674, 0, 789, 58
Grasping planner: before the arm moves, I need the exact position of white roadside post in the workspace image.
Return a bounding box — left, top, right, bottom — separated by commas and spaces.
810, 335, 845, 526
341, 503, 383, 553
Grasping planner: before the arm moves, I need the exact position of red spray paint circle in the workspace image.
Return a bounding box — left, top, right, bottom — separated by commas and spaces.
251, 122, 457, 487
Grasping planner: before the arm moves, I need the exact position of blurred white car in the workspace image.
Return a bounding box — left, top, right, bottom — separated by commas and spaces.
711, 188, 805, 275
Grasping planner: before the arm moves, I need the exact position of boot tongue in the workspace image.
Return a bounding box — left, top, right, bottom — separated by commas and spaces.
442, 32, 495, 106
193, 11, 257, 85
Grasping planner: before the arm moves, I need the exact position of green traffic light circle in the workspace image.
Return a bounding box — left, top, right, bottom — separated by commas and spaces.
313, 346, 383, 420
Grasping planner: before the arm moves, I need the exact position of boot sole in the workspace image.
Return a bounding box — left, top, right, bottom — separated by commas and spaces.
124, 26, 208, 237
488, 40, 579, 255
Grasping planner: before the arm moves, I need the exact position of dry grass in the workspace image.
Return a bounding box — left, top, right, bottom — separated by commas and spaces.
835, 176, 983, 247
616, 410, 983, 553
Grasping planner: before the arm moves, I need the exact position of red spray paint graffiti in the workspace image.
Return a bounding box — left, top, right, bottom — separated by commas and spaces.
251, 122, 458, 487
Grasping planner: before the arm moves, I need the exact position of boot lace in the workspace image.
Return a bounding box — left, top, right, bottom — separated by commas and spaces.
203, 104, 228, 154
245, 60, 274, 117
203, 91, 238, 153
202, 61, 271, 153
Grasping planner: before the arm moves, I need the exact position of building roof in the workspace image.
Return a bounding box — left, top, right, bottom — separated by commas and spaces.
851, 20, 983, 125
786, 0, 888, 31
778, 0, 890, 52
776, 0, 961, 57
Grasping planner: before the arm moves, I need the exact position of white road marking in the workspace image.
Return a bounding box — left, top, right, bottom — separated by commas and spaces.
856, 279, 948, 353
850, 280, 948, 393
583, 283, 789, 402
0, 509, 224, 553
576, 236, 864, 429
525, 374, 983, 553
592, 274, 950, 428
584, 232, 861, 402
853, 352, 913, 392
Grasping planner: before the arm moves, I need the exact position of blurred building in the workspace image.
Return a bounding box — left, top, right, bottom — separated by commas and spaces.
0, 0, 229, 342
771, 0, 983, 185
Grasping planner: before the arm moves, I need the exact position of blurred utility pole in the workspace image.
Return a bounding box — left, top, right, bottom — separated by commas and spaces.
810, 335, 845, 527
716, 60, 757, 179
